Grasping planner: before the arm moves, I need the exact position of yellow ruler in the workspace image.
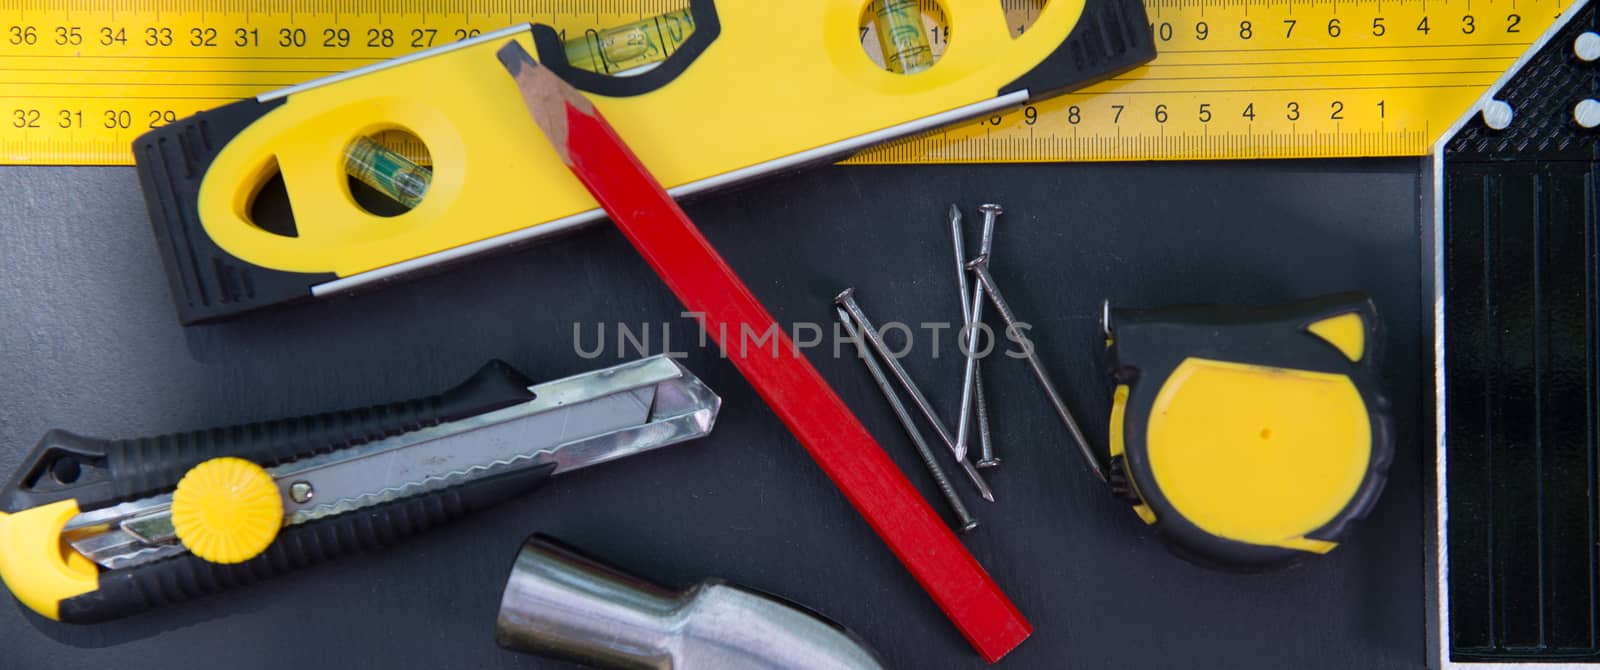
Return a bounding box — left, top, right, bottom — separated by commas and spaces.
0, 0, 1570, 165
853, 0, 1572, 162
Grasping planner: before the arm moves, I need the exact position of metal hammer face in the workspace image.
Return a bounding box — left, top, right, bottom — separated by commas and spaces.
496, 535, 886, 670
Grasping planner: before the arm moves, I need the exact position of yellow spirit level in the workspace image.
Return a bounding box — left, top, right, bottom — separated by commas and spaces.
1104, 294, 1392, 569
135, 0, 1153, 323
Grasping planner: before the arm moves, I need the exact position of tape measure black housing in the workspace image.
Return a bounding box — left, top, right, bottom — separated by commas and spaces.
1105, 293, 1393, 570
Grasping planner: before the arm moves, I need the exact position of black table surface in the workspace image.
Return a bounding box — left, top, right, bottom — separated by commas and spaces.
0, 159, 1428, 669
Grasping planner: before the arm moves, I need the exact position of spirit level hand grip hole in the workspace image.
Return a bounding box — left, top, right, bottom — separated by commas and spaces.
245, 158, 299, 238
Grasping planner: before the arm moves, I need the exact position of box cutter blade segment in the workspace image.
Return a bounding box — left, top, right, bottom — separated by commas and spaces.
58, 355, 719, 573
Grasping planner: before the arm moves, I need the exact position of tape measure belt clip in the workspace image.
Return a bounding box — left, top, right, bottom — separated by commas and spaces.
1105, 293, 1393, 570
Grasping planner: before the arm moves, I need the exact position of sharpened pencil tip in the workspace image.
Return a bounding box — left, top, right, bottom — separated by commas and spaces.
495, 40, 538, 77
498, 38, 593, 165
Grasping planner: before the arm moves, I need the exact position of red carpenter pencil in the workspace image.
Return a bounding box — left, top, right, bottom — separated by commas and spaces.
495, 42, 1031, 662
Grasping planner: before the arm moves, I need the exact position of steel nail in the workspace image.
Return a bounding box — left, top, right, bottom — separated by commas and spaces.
964, 256, 1107, 482
971, 204, 1003, 468
973, 367, 1000, 468
836, 306, 979, 532
949, 205, 978, 467
834, 288, 994, 501
977, 204, 1001, 257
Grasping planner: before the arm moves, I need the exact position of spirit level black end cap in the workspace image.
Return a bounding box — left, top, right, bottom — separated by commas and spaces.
1001, 0, 1157, 99
132, 97, 336, 325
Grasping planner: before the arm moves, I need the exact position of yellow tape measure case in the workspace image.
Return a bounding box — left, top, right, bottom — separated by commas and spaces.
132, 0, 1155, 323
1104, 294, 1393, 570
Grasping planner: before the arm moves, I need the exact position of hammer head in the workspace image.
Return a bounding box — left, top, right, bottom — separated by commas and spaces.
496, 535, 886, 670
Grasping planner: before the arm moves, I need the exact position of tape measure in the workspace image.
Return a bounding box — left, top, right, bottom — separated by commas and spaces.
1104, 294, 1392, 569
0, 0, 1568, 165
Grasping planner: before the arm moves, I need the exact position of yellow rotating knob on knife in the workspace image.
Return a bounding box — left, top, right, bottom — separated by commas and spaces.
171, 457, 284, 564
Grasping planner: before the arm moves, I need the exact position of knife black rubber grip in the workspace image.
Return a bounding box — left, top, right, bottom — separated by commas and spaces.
56, 463, 556, 624
0, 361, 536, 514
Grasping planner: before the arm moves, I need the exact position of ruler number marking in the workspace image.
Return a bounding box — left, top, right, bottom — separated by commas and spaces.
1283, 19, 1296, 37
54, 26, 82, 46
98, 26, 125, 45
144, 27, 173, 47
322, 27, 350, 48
103, 110, 130, 130
1287, 101, 1300, 121
280, 27, 307, 48
1239, 20, 1252, 39
235, 27, 258, 47
190, 27, 217, 47
366, 28, 393, 48
1506, 14, 1521, 32
8, 25, 36, 45
148, 110, 178, 128
1328, 18, 1341, 37
411, 28, 437, 48
11, 109, 39, 129
1330, 100, 1345, 120
1462, 15, 1475, 34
